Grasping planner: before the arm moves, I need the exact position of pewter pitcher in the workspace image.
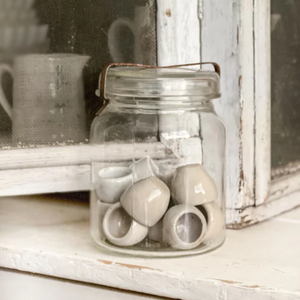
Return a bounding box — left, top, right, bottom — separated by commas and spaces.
0, 53, 90, 144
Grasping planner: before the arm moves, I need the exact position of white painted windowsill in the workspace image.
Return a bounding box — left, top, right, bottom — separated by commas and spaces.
0, 195, 299, 300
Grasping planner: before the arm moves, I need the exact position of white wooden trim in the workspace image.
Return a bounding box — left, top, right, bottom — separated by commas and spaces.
201, 0, 255, 209
0, 142, 194, 197
227, 189, 300, 228
0, 145, 91, 170
269, 171, 300, 202
156, 0, 202, 170
0, 165, 90, 197
253, 0, 300, 209
0, 143, 169, 197
156, 0, 200, 66
271, 161, 300, 179
0, 143, 169, 170
239, 0, 255, 206
254, 0, 271, 205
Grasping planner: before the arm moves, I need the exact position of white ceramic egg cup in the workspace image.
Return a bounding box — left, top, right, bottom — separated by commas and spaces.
121, 176, 170, 227
103, 202, 148, 247
162, 204, 207, 250
197, 201, 225, 242
96, 166, 133, 204
171, 164, 218, 206
96, 161, 224, 253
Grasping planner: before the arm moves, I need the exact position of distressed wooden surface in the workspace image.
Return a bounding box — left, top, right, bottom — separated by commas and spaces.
239, 0, 255, 206
0, 269, 162, 300
156, 0, 202, 173
254, 0, 271, 205
201, 0, 255, 209
156, 0, 200, 66
0, 166, 90, 197
0, 144, 169, 170
269, 171, 300, 202
227, 190, 300, 228
0, 142, 191, 197
0, 195, 299, 300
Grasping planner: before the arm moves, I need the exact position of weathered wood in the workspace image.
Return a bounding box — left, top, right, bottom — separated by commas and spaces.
201, 0, 255, 209
254, 0, 271, 205
1, 196, 299, 300
0, 144, 169, 171
0, 165, 90, 197
227, 190, 300, 228
0, 269, 160, 300
156, 0, 200, 66
156, 0, 202, 171
269, 170, 300, 202
239, 0, 256, 206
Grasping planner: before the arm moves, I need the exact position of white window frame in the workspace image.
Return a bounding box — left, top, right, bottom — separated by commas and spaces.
1, 0, 299, 227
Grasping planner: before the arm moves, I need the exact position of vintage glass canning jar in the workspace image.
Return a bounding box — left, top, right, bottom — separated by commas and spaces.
90, 63, 226, 257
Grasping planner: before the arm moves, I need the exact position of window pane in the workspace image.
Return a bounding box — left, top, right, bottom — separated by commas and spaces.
0, 0, 157, 148
271, 0, 300, 174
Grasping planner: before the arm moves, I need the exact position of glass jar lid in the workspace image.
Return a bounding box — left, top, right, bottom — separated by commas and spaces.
104, 65, 221, 100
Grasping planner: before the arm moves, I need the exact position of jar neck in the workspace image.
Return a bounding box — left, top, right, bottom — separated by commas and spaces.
105, 96, 216, 114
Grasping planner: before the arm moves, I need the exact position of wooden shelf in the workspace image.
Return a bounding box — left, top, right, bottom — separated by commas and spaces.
0, 195, 299, 300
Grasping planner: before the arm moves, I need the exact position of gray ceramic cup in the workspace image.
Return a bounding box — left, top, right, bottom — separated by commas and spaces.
163, 204, 207, 250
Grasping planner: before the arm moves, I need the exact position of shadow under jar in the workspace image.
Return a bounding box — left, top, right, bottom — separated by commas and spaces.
90, 64, 226, 257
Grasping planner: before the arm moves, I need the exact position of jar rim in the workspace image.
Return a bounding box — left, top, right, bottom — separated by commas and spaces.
104, 66, 221, 100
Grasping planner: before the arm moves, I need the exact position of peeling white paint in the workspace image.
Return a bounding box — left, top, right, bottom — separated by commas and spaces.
0, 197, 299, 300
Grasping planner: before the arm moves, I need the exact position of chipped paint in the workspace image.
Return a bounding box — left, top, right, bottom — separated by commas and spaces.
165, 9, 171, 17
98, 260, 161, 272
214, 279, 270, 290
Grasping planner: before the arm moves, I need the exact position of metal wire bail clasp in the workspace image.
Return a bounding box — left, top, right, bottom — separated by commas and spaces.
95, 62, 221, 116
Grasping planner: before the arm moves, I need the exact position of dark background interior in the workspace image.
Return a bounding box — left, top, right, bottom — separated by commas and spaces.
35, 0, 156, 126
0, 0, 156, 146
272, 0, 300, 171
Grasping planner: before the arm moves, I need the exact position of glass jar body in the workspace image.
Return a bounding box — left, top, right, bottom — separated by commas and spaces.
90, 102, 226, 257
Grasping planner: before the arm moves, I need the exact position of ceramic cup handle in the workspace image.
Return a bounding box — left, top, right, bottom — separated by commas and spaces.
108, 18, 135, 63
0, 64, 13, 119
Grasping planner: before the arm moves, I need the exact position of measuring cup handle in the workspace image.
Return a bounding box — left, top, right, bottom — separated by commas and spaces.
0, 64, 13, 120
108, 18, 135, 63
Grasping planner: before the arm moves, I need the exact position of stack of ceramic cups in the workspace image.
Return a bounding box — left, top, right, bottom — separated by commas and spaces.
0, 0, 49, 62
96, 157, 225, 251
